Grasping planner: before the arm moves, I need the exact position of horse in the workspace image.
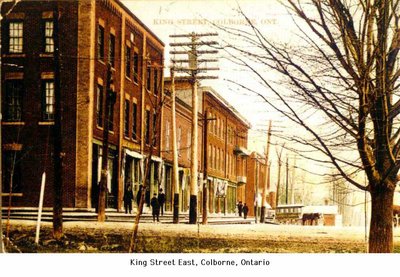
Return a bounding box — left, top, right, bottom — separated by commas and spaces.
302, 213, 322, 226
394, 205, 400, 227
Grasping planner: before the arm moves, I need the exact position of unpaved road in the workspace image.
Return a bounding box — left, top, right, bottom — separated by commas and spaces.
4, 220, 400, 253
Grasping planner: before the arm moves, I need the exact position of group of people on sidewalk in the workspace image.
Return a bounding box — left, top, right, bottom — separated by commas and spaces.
123, 184, 166, 222
237, 201, 249, 219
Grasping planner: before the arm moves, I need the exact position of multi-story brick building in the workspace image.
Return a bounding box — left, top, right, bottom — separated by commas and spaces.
202, 87, 251, 214
163, 80, 251, 215
1, 0, 164, 210
161, 86, 203, 213
244, 152, 269, 217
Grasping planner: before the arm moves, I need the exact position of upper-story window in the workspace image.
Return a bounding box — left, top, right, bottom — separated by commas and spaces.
146, 67, 151, 91
108, 92, 115, 131
145, 109, 150, 145
42, 80, 55, 121
97, 25, 105, 61
96, 84, 104, 127
43, 20, 54, 53
109, 33, 116, 67
165, 120, 170, 151
4, 80, 23, 121
132, 102, 138, 140
153, 69, 158, 95
177, 127, 182, 155
186, 132, 191, 160
152, 111, 157, 146
8, 21, 23, 53
125, 45, 131, 78
133, 51, 139, 83
124, 100, 130, 137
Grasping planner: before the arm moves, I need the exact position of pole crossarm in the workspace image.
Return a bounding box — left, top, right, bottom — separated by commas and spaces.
170, 50, 219, 55
171, 58, 218, 63
169, 32, 219, 224
173, 67, 220, 72
174, 76, 219, 80
170, 33, 218, 38
169, 41, 219, 47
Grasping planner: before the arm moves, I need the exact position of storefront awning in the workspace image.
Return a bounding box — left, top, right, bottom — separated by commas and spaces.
233, 146, 251, 157
151, 155, 163, 163
125, 149, 143, 159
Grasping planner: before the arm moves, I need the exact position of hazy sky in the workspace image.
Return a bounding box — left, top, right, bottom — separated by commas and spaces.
122, 0, 291, 149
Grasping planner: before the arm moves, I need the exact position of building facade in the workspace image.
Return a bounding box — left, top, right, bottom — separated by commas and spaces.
202, 87, 250, 215
162, 80, 251, 215
1, 0, 164, 210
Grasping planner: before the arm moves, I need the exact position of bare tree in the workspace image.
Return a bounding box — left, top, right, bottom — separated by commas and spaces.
219, 0, 400, 252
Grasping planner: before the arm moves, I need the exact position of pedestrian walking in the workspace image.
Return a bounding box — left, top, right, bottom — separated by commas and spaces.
237, 201, 243, 217
158, 188, 166, 216
150, 193, 160, 222
243, 203, 249, 219
136, 185, 143, 207
123, 184, 134, 214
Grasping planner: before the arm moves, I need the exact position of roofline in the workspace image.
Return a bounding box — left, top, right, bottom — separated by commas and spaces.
115, 0, 165, 47
201, 86, 252, 129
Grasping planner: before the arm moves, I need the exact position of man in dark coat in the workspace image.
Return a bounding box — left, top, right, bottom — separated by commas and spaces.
237, 201, 243, 217
123, 184, 134, 214
136, 185, 143, 207
158, 188, 166, 216
243, 203, 249, 219
150, 193, 160, 222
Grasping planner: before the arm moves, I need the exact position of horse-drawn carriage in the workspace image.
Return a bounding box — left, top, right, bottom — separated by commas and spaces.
275, 204, 338, 226
275, 204, 304, 225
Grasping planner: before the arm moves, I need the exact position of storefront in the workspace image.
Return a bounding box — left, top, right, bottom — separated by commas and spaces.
91, 142, 118, 209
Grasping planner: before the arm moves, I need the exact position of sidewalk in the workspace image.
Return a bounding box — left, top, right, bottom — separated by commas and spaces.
1, 207, 258, 225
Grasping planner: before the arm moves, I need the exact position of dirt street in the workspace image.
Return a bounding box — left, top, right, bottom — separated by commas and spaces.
3, 220, 400, 253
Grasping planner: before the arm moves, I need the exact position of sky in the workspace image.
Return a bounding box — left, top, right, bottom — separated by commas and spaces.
122, 0, 291, 149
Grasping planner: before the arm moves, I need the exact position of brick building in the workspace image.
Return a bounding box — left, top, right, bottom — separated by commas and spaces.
202, 87, 250, 214
163, 80, 251, 215
161, 88, 203, 213
244, 152, 269, 217
1, 0, 164, 210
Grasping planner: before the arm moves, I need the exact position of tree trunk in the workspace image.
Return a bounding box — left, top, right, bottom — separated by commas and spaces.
173, 193, 180, 223
369, 186, 394, 253
189, 195, 197, 224
260, 207, 265, 223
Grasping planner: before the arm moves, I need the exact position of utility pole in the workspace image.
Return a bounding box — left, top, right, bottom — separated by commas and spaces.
202, 109, 208, 224
52, 4, 64, 240
201, 109, 216, 224
97, 64, 115, 222
0, 2, 3, 254
275, 145, 284, 208
285, 156, 289, 205
170, 64, 180, 224
260, 121, 271, 223
291, 156, 296, 204
255, 159, 259, 224
170, 32, 218, 224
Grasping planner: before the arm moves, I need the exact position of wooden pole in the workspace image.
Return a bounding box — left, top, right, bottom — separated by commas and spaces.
171, 67, 180, 224
189, 33, 198, 224
52, 4, 63, 240
0, 6, 3, 254
35, 172, 46, 244
202, 109, 208, 224
275, 146, 284, 208
97, 64, 113, 222
260, 121, 271, 223
285, 156, 289, 205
